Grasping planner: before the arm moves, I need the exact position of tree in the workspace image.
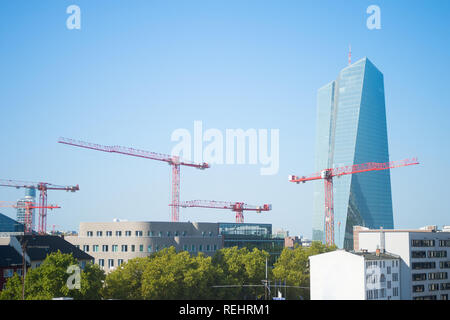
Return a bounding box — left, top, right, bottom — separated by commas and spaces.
0, 251, 105, 300
102, 257, 148, 300
272, 241, 336, 300
141, 247, 218, 299
77, 262, 106, 300
212, 247, 269, 299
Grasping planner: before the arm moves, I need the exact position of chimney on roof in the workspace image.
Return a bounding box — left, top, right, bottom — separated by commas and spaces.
380, 227, 385, 253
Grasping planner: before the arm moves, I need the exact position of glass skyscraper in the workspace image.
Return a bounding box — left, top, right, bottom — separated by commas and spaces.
16, 188, 36, 232
313, 57, 393, 250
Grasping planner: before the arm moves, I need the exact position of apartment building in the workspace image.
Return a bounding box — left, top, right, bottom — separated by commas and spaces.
354, 225, 450, 300
310, 249, 401, 300
65, 221, 224, 273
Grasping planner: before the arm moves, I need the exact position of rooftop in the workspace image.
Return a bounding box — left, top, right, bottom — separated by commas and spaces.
15, 235, 93, 262
352, 250, 400, 261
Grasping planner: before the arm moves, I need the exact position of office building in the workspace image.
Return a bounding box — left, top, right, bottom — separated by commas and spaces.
313, 57, 393, 249
219, 223, 285, 263
16, 188, 36, 232
65, 221, 224, 273
309, 249, 401, 300
354, 225, 450, 300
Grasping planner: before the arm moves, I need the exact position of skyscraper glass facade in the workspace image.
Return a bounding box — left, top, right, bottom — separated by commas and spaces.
16, 188, 36, 231
313, 58, 393, 250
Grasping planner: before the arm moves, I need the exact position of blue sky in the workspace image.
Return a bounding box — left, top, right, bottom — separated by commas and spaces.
0, 1, 449, 238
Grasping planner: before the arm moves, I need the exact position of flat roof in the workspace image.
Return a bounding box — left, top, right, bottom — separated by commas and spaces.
352, 251, 400, 260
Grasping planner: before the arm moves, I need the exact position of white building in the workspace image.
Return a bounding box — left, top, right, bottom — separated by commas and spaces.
354, 225, 450, 300
309, 249, 401, 300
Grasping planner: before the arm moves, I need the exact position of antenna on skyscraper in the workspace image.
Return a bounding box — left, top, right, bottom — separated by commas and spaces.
348, 44, 352, 65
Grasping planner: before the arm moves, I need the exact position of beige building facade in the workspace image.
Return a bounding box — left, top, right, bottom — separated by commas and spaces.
65, 221, 224, 273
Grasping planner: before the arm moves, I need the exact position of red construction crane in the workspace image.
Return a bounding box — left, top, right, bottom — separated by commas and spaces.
0, 201, 60, 234
288, 157, 419, 246
0, 180, 78, 234
58, 137, 210, 222
174, 200, 272, 223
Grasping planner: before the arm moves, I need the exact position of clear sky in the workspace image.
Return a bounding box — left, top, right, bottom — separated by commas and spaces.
0, 0, 449, 238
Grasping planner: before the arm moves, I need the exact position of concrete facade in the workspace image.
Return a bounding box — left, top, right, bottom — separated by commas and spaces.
65, 221, 224, 273
354, 225, 450, 300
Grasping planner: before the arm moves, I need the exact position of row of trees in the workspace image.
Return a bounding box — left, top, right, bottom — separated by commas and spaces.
0, 242, 335, 300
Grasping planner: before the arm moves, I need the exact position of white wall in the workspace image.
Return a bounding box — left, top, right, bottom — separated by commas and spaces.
310, 250, 365, 300
358, 232, 411, 299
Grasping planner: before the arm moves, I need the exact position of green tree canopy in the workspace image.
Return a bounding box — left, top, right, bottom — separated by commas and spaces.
272, 241, 336, 300
0, 251, 105, 300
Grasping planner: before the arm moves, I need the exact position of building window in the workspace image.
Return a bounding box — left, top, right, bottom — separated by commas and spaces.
87, 231, 93, 237
3, 269, 14, 278
412, 273, 427, 281
140, 244, 144, 252
175, 231, 179, 237
155, 245, 159, 251
412, 285, 425, 293
441, 294, 448, 300
411, 251, 426, 259
213, 245, 217, 251
199, 245, 203, 252
429, 283, 440, 291
182, 231, 187, 237
393, 287, 399, 297
387, 266, 391, 274
93, 245, 99, 252
118, 259, 124, 266
158, 232, 163, 237
116, 231, 122, 237
148, 231, 153, 237
83, 245, 89, 252
440, 261, 450, 269
413, 295, 437, 300
191, 245, 196, 252
98, 259, 104, 267
412, 262, 436, 270
411, 239, 435, 247
428, 250, 447, 258
387, 281, 391, 289
106, 231, 112, 237
125, 231, 131, 237
206, 245, 210, 252
108, 259, 114, 268
147, 245, 152, 252
167, 231, 171, 237
96, 231, 103, 237
392, 273, 399, 282
428, 272, 448, 280
112, 245, 118, 252
131, 245, 135, 252
440, 283, 450, 290
135, 231, 142, 237
121, 245, 128, 252
439, 240, 450, 247
102, 245, 108, 252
